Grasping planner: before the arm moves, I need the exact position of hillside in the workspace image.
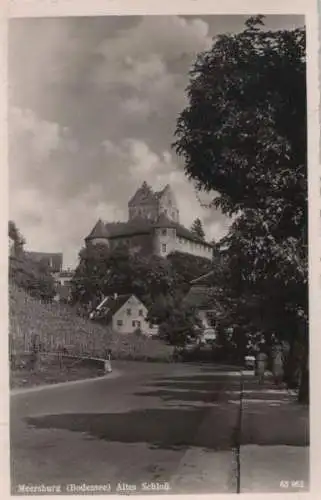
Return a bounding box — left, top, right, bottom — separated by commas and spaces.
9, 284, 174, 361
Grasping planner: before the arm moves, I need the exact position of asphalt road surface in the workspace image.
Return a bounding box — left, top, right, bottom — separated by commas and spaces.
10, 361, 309, 495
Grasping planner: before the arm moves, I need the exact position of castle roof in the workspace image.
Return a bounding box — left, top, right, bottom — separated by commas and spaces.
86, 214, 213, 247
86, 219, 110, 240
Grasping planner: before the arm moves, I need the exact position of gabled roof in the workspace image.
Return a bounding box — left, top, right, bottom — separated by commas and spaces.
190, 270, 215, 286
175, 223, 213, 247
106, 218, 153, 238
183, 285, 226, 316
91, 293, 144, 323
86, 219, 110, 240
128, 182, 156, 207
153, 213, 178, 228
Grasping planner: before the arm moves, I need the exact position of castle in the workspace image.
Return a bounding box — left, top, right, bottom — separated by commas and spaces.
85, 182, 213, 260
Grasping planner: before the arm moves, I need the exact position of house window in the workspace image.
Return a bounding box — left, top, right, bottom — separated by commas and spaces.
162, 244, 167, 252
132, 320, 141, 327
127, 308, 132, 316
162, 229, 167, 236
117, 320, 123, 326
164, 209, 168, 215
139, 309, 144, 316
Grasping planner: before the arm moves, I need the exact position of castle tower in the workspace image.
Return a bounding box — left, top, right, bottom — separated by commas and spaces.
128, 181, 158, 221
154, 184, 180, 223
85, 219, 110, 246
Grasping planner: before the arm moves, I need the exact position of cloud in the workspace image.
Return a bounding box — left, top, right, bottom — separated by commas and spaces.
9, 16, 234, 268
91, 16, 212, 118
10, 184, 123, 267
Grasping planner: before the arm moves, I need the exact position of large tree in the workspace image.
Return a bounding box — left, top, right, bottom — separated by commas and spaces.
173, 16, 307, 400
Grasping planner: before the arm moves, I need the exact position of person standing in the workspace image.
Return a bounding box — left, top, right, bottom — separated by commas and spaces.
104, 349, 112, 374
256, 347, 268, 385
272, 343, 284, 387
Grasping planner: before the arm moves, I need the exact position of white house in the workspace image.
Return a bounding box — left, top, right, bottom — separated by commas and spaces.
90, 293, 158, 335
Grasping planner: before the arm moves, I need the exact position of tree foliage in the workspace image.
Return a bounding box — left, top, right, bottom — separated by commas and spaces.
71, 244, 213, 336
174, 15, 306, 218
71, 245, 177, 311
9, 255, 56, 301
173, 16, 308, 397
167, 251, 212, 292
8, 221, 55, 301
8, 220, 26, 255
158, 301, 201, 346
190, 217, 206, 240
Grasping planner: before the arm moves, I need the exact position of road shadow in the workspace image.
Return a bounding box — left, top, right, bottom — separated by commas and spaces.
24, 407, 236, 451
141, 373, 241, 397
134, 389, 224, 404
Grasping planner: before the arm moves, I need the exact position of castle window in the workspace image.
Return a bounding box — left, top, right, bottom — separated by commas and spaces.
162, 229, 167, 236
162, 244, 167, 253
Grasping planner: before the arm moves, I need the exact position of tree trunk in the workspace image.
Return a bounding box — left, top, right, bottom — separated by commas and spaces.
298, 345, 309, 404
298, 365, 309, 404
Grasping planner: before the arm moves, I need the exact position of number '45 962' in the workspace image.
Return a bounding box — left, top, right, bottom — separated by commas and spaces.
280, 480, 304, 489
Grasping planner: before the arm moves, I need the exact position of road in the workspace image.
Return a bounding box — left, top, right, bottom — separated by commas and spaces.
10, 361, 309, 494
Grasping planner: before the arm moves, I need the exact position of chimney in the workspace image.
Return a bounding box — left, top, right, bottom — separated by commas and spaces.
113, 293, 118, 300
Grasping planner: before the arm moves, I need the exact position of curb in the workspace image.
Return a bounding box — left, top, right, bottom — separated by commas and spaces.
10, 369, 122, 396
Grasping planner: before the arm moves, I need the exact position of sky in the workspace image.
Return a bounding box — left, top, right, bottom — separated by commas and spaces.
8, 14, 304, 269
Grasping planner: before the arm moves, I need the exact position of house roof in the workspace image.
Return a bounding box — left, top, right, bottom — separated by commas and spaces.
183, 285, 226, 317
92, 293, 143, 323
190, 270, 215, 286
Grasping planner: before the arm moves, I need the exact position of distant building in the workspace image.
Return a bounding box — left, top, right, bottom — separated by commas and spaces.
25, 251, 63, 273
53, 269, 74, 286
53, 269, 74, 303
85, 182, 213, 260
184, 270, 227, 342
90, 293, 158, 336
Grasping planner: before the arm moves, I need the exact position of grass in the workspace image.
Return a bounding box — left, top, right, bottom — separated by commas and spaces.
10, 355, 105, 389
